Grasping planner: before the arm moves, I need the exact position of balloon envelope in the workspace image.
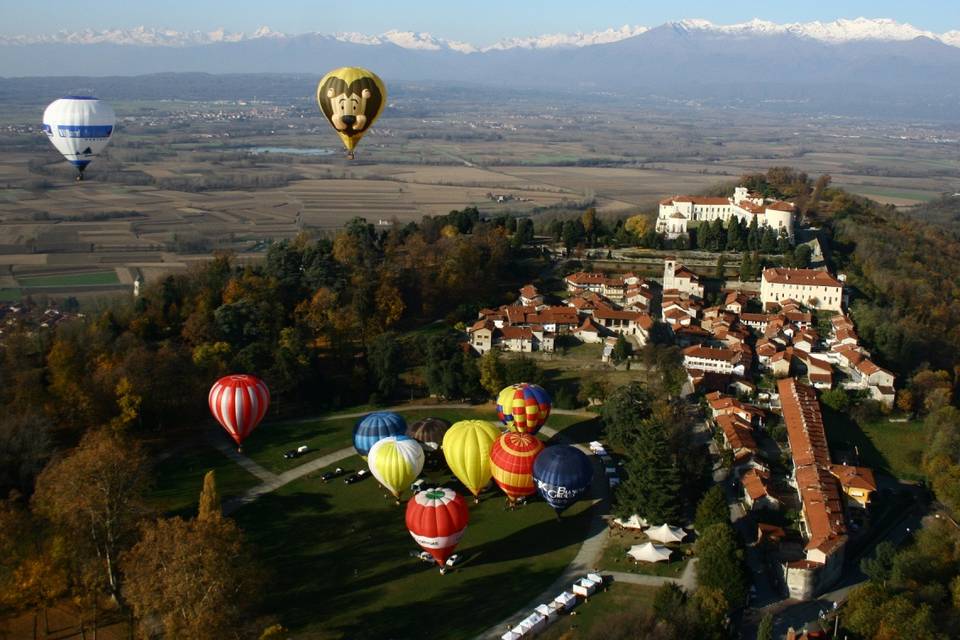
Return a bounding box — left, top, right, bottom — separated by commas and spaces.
406, 487, 469, 567
368, 435, 425, 499
42, 96, 115, 177
316, 67, 386, 154
442, 420, 500, 497
407, 417, 451, 451
354, 412, 407, 458
497, 383, 552, 435
532, 445, 593, 513
208, 375, 270, 446
490, 432, 544, 502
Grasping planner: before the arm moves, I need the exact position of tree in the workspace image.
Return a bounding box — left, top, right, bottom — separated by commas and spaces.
582, 208, 596, 243
611, 334, 632, 365
715, 253, 727, 279
653, 582, 687, 621
122, 515, 260, 640
615, 421, 682, 522
0, 412, 51, 495
32, 428, 150, 603
367, 331, 403, 400
601, 382, 652, 449
793, 243, 812, 268
861, 541, 896, 585
478, 350, 505, 398
757, 612, 774, 640
694, 486, 729, 533
820, 387, 851, 413
198, 470, 221, 523
624, 214, 648, 239
696, 523, 747, 607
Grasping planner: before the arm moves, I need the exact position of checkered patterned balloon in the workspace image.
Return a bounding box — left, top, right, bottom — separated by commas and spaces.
496, 383, 551, 435
490, 432, 544, 502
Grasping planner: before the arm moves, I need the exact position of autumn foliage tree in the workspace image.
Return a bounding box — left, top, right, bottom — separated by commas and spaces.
32, 428, 150, 603
122, 474, 259, 640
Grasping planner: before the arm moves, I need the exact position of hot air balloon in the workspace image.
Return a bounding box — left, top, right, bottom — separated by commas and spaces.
406, 487, 469, 573
42, 96, 115, 181
532, 445, 593, 515
367, 435, 425, 501
407, 417, 451, 452
490, 432, 544, 506
208, 375, 270, 452
316, 67, 386, 160
442, 420, 500, 501
496, 383, 552, 435
353, 412, 406, 459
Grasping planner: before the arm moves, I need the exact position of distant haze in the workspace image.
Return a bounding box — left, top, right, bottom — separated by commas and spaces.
3, 18, 960, 121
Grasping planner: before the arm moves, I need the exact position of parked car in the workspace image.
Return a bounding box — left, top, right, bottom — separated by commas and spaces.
445, 553, 464, 567
410, 478, 426, 494
345, 469, 370, 485
283, 445, 310, 460
321, 467, 346, 483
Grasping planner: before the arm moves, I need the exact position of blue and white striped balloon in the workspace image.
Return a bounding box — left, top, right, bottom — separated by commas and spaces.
42, 96, 115, 179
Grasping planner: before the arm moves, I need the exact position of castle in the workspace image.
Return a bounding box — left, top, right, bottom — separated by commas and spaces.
656, 186, 795, 240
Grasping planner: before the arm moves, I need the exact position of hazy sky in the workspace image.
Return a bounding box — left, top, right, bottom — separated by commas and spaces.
4, 0, 959, 43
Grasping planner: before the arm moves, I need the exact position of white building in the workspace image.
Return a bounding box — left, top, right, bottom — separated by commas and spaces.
761, 268, 843, 312
682, 345, 746, 376
662, 258, 705, 299
656, 186, 795, 240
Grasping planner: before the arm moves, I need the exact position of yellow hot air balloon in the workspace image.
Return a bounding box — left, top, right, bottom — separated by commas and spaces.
316, 66, 386, 159
442, 420, 500, 500
367, 435, 425, 501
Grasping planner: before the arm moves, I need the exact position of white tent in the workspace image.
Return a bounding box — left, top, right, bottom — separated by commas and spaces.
646, 523, 687, 543
501, 631, 522, 640
554, 591, 578, 611
535, 604, 557, 621
587, 572, 604, 584
572, 577, 598, 597
628, 542, 673, 563
519, 613, 547, 636
589, 441, 607, 455
612, 514, 648, 530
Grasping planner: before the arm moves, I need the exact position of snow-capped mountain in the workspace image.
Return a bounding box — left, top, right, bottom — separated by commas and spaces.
3, 17, 958, 51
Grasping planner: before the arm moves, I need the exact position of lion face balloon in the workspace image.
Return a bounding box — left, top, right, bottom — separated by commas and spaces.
316, 67, 386, 157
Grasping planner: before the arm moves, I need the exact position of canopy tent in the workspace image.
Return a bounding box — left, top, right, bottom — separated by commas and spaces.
646, 523, 687, 543
612, 514, 648, 530
535, 604, 557, 621
572, 577, 598, 597
586, 572, 603, 584
628, 542, 673, 563
588, 441, 608, 455
553, 591, 578, 611
501, 632, 522, 640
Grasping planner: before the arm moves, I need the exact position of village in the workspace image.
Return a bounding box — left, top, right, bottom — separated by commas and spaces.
466, 183, 899, 608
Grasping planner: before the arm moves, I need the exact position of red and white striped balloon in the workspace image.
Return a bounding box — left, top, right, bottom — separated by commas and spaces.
406, 487, 469, 569
208, 375, 270, 447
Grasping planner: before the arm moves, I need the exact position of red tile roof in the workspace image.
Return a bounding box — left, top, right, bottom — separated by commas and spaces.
500, 326, 533, 341
763, 268, 842, 288
683, 345, 741, 363
778, 378, 848, 556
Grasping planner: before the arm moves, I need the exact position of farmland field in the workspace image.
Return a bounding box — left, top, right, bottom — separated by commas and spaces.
2, 81, 960, 305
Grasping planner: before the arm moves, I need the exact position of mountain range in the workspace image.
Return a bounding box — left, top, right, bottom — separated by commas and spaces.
2, 17, 960, 120
3, 18, 960, 51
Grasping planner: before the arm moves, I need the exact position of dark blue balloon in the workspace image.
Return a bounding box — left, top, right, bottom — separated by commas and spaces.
532, 445, 593, 513
354, 412, 407, 457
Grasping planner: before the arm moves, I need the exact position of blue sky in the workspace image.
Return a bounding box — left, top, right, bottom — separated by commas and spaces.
4, 0, 959, 43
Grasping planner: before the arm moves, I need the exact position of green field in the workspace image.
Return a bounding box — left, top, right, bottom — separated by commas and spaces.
17, 271, 120, 287
242, 406, 599, 474
540, 583, 659, 639
0, 288, 21, 301
233, 456, 595, 639
823, 408, 928, 480
149, 443, 259, 515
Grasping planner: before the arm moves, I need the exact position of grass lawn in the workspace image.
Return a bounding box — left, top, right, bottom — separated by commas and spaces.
17, 271, 120, 287
822, 408, 928, 480
539, 583, 659, 639
149, 443, 259, 516
0, 288, 22, 301
233, 456, 595, 640
597, 532, 692, 578
242, 406, 598, 474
